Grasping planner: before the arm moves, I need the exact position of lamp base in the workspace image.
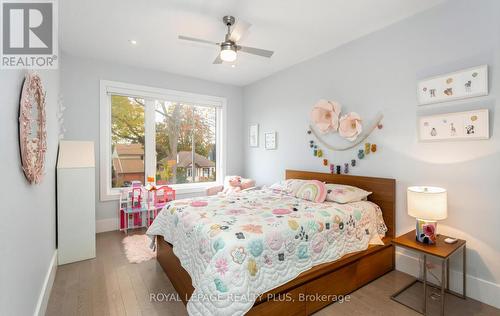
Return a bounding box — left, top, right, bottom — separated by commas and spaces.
416, 219, 437, 244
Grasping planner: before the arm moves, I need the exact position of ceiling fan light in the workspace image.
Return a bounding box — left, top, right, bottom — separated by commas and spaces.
220, 47, 237, 62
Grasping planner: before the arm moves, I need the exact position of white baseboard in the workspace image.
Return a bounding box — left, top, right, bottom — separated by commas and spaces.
395, 250, 500, 309
96, 218, 119, 233
34, 250, 57, 316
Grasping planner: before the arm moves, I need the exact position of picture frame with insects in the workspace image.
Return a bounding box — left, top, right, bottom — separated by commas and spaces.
417, 65, 488, 105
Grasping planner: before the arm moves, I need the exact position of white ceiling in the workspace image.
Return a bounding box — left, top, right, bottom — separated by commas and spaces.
60, 0, 445, 86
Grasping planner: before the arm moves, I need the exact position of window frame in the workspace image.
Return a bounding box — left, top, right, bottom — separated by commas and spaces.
99, 80, 227, 201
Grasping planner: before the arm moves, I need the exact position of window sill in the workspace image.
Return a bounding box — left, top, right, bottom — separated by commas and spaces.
100, 182, 220, 202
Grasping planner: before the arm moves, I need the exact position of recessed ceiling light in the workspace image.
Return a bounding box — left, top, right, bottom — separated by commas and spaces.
231, 64, 236, 68
129, 40, 137, 45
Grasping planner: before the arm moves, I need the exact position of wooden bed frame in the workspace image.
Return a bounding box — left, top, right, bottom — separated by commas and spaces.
156, 170, 396, 315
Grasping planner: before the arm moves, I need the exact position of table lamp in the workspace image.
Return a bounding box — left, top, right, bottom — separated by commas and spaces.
407, 186, 447, 244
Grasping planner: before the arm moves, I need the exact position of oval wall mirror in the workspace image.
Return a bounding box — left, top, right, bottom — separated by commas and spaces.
19, 72, 47, 184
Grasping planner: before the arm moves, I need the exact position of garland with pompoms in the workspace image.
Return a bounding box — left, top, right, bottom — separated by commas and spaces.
306, 123, 383, 175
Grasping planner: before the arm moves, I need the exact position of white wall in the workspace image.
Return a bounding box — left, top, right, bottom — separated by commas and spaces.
61, 53, 244, 231
0, 69, 59, 314
243, 0, 500, 308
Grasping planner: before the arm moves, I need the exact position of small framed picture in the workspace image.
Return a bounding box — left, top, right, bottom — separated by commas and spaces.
249, 124, 259, 147
264, 132, 277, 150
417, 65, 488, 105
418, 109, 489, 141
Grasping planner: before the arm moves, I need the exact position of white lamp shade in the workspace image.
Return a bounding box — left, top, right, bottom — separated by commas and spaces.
407, 186, 447, 220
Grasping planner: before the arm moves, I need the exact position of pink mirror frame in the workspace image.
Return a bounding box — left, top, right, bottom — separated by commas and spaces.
19, 72, 47, 184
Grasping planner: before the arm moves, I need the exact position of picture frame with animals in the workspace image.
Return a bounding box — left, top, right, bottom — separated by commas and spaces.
264, 131, 277, 150
418, 109, 489, 142
417, 65, 488, 105
249, 124, 259, 147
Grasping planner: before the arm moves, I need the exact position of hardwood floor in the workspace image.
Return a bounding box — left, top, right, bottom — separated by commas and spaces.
47, 230, 500, 316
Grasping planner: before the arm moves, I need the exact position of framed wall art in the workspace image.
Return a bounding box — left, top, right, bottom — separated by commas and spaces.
249, 124, 259, 147
264, 131, 277, 150
417, 65, 488, 105
418, 109, 489, 141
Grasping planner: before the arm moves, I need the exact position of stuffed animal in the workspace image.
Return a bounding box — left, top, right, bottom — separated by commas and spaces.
222, 176, 243, 194
222, 176, 242, 194
206, 176, 256, 196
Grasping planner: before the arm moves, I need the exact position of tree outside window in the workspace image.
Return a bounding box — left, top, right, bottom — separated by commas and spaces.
110, 95, 217, 188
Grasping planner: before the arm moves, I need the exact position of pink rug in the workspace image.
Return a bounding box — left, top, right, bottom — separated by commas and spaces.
122, 234, 156, 263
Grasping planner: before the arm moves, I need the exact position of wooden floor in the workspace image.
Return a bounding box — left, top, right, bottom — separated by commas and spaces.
47, 230, 500, 316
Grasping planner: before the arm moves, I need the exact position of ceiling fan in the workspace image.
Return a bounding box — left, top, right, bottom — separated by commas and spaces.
178, 15, 274, 64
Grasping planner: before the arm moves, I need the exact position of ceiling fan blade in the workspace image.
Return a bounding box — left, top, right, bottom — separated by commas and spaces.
178, 35, 219, 46
213, 55, 223, 64
238, 45, 274, 58
229, 20, 251, 42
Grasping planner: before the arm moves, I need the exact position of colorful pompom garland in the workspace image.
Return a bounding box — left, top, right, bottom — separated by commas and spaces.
307, 125, 381, 175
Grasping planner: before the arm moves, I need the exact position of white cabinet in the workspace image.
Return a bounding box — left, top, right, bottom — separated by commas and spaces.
57, 141, 96, 265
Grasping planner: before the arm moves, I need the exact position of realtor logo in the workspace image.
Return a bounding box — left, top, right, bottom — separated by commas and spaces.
1, 0, 58, 69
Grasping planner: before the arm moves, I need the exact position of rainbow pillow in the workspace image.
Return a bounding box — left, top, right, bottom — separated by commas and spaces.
295, 180, 327, 203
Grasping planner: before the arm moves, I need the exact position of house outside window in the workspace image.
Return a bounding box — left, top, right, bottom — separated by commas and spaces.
100, 80, 226, 200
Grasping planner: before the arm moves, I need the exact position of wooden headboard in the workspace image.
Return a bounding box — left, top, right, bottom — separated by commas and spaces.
285, 170, 396, 239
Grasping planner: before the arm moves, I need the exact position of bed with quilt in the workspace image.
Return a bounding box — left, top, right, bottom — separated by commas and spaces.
147, 171, 396, 316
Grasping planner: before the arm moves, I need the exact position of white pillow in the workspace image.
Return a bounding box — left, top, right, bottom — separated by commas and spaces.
325, 184, 372, 204
269, 179, 305, 195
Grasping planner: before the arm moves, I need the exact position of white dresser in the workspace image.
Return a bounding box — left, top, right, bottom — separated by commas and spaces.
57, 140, 96, 265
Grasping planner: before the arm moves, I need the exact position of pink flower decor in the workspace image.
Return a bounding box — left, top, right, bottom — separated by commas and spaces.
190, 201, 208, 207
338, 112, 363, 141
272, 208, 292, 215
241, 224, 263, 234
215, 258, 228, 276
310, 100, 341, 133
423, 224, 435, 237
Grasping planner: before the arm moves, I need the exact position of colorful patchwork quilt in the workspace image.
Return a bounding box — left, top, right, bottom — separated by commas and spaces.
146, 188, 387, 316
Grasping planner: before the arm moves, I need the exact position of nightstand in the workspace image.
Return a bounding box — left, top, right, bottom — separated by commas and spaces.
391, 230, 466, 316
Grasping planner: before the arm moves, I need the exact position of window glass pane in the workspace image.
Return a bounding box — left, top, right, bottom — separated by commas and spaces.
155, 102, 217, 184
155, 101, 193, 185
193, 106, 217, 183
111, 95, 145, 188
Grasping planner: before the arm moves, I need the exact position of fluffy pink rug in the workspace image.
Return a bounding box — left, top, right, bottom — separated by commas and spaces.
122, 234, 156, 263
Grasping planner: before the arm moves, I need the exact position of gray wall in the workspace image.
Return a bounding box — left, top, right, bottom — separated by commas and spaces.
61, 53, 244, 223
0, 69, 59, 314
243, 0, 499, 305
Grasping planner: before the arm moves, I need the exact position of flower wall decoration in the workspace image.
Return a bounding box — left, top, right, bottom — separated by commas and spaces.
310, 99, 341, 134
338, 112, 363, 141
310, 99, 363, 142
19, 72, 47, 184
307, 98, 383, 173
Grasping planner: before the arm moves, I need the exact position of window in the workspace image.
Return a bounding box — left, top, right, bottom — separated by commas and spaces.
100, 81, 226, 200
154, 101, 217, 185
111, 96, 145, 188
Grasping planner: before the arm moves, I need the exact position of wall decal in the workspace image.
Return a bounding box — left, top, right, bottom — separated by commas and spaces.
418, 109, 489, 141
57, 94, 66, 140
418, 65, 488, 105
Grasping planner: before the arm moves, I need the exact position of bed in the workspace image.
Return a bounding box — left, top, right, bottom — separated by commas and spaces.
147, 170, 395, 315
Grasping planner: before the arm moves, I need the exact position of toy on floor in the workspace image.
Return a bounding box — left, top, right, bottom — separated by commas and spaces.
119, 184, 176, 233
148, 186, 176, 225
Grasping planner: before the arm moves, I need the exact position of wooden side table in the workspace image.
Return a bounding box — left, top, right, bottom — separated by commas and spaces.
391, 230, 466, 316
